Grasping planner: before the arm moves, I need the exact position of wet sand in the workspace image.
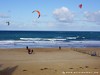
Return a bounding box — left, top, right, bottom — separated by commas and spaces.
0, 48, 100, 75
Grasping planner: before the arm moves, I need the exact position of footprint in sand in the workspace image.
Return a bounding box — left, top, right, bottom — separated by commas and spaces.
55, 70, 57, 72
85, 66, 89, 68
40, 68, 48, 71
40, 68, 57, 72
44, 68, 48, 70
94, 68, 98, 69
69, 68, 73, 69
23, 69, 27, 71
79, 67, 84, 69
40, 69, 44, 70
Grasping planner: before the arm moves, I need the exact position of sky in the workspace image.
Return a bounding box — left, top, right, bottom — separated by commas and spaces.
0, 0, 100, 31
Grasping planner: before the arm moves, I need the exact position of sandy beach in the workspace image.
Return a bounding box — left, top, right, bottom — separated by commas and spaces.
0, 48, 100, 75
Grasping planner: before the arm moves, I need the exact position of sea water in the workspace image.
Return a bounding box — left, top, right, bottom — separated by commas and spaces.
0, 31, 100, 48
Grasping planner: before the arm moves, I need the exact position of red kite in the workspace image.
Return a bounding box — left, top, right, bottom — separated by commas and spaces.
79, 4, 82, 9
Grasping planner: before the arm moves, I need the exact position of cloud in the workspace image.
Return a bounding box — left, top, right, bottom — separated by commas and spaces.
0, 13, 10, 18
53, 7, 74, 23
84, 11, 100, 25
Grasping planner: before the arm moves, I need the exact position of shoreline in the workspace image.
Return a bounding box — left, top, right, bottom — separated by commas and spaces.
0, 40, 100, 49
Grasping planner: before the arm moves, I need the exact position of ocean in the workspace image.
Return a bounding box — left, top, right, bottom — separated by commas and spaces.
0, 31, 100, 48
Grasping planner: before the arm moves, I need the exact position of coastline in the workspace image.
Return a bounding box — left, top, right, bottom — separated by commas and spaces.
0, 31, 100, 48
0, 48, 100, 75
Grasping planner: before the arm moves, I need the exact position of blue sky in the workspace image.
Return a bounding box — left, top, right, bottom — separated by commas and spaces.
0, 0, 100, 31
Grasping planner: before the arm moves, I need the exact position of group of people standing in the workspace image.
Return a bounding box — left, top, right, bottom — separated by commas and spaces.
26, 46, 61, 54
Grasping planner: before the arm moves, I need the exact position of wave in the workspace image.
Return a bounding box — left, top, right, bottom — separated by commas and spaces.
20, 38, 41, 41
66, 36, 80, 40
0, 40, 33, 45
0, 37, 87, 45
0, 40, 100, 48
20, 36, 87, 42
20, 38, 66, 41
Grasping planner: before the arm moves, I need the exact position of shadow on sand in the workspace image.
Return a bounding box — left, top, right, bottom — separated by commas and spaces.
0, 65, 18, 75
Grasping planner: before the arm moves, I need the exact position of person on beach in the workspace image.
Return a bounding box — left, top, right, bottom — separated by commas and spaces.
28, 49, 31, 54
26, 46, 29, 50
26, 46, 33, 54
31, 49, 33, 53
59, 46, 61, 50
28, 49, 33, 54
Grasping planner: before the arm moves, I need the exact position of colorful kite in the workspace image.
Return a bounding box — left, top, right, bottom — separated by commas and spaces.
79, 4, 82, 9
32, 10, 40, 18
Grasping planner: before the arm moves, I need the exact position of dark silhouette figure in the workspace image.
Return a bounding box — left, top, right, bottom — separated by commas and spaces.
31, 49, 33, 53
59, 46, 61, 50
26, 46, 33, 54
26, 46, 28, 50
0, 65, 18, 75
28, 49, 31, 54
27, 49, 34, 54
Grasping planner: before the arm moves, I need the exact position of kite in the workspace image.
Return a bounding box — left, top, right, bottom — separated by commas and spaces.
32, 10, 40, 18
6, 21, 10, 25
79, 4, 82, 9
